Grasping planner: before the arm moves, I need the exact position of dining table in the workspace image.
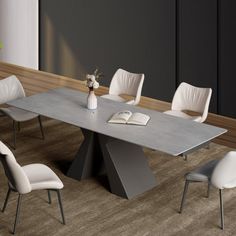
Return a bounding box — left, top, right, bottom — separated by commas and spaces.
8, 87, 227, 199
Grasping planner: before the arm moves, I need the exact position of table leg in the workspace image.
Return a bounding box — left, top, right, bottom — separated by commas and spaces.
67, 129, 104, 180
98, 134, 157, 199
67, 129, 157, 199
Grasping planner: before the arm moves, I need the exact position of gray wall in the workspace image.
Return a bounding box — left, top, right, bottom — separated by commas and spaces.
178, 0, 217, 112
219, 0, 236, 117
40, 0, 236, 118
40, 0, 176, 102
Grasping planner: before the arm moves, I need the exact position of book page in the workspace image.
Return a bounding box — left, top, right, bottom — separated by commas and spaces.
127, 112, 150, 126
108, 110, 132, 124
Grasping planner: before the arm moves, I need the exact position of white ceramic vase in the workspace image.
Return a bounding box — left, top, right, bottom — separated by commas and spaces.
87, 90, 97, 110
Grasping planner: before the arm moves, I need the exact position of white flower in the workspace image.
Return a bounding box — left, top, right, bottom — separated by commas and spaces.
93, 81, 99, 89
90, 75, 96, 82
87, 81, 93, 88
86, 70, 101, 90
86, 74, 91, 79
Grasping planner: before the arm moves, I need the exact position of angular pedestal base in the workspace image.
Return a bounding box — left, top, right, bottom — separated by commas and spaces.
67, 129, 157, 199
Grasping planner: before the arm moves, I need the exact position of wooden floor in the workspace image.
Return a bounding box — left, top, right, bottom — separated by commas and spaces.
0, 116, 236, 236
1, 62, 236, 235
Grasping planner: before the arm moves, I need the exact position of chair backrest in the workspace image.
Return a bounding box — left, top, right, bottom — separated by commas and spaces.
171, 82, 212, 122
0, 75, 25, 105
0, 141, 31, 194
109, 68, 145, 105
211, 151, 236, 189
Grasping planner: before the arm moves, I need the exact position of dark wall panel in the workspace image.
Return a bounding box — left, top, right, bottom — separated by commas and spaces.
219, 0, 236, 118
178, 0, 217, 112
40, 0, 176, 102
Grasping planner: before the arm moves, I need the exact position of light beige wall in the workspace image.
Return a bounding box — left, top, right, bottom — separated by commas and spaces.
0, 0, 38, 69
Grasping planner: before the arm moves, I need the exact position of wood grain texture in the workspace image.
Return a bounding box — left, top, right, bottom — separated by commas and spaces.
0, 60, 236, 149
0, 115, 235, 235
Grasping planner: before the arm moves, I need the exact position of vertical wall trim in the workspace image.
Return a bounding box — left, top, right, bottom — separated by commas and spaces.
175, 0, 179, 89
38, 0, 41, 70
217, 0, 220, 114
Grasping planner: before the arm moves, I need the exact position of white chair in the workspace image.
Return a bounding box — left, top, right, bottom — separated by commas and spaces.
101, 68, 144, 105
179, 151, 236, 230
0, 141, 65, 234
0, 75, 44, 149
164, 82, 212, 123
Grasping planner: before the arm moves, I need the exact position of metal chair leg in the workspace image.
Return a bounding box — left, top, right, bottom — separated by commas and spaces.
17, 122, 21, 132
183, 155, 188, 161
48, 190, 52, 204
2, 187, 11, 212
179, 180, 190, 213
38, 116, 45, 140
56, 190, 66, 224
207, 182, 211, 198
12, 120, 17, 149
219, 189, 224, 230
13, 194, 22, 234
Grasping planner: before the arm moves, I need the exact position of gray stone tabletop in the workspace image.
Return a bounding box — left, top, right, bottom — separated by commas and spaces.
8, 87, 227, 156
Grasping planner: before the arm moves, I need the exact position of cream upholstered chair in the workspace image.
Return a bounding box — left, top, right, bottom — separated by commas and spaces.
0, 141, 65, 234
101, 68, 144, 105
164, 82, 212, 123
179, 151, 236, 230
0, 75, 44, 149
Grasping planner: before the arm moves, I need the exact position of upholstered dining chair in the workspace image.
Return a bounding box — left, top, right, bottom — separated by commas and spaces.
0, 75, 44, 149
0, 141, 65, 234
101, 68, 145, 105
179, 151, 236, 230
164, 82, 212, 123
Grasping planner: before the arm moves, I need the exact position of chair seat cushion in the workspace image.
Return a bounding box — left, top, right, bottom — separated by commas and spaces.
22, 164, 63, 190
164, 110, 202, 122
186, 159, 219, 182
101, 94, 126, 103
0, 107, 38, 122
223, 179, 236, 188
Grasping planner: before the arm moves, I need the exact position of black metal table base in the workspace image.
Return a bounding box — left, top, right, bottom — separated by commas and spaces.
67, 129, 157, 199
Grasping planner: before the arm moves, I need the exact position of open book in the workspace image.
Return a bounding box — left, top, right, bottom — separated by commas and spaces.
108, 110, 150, 126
